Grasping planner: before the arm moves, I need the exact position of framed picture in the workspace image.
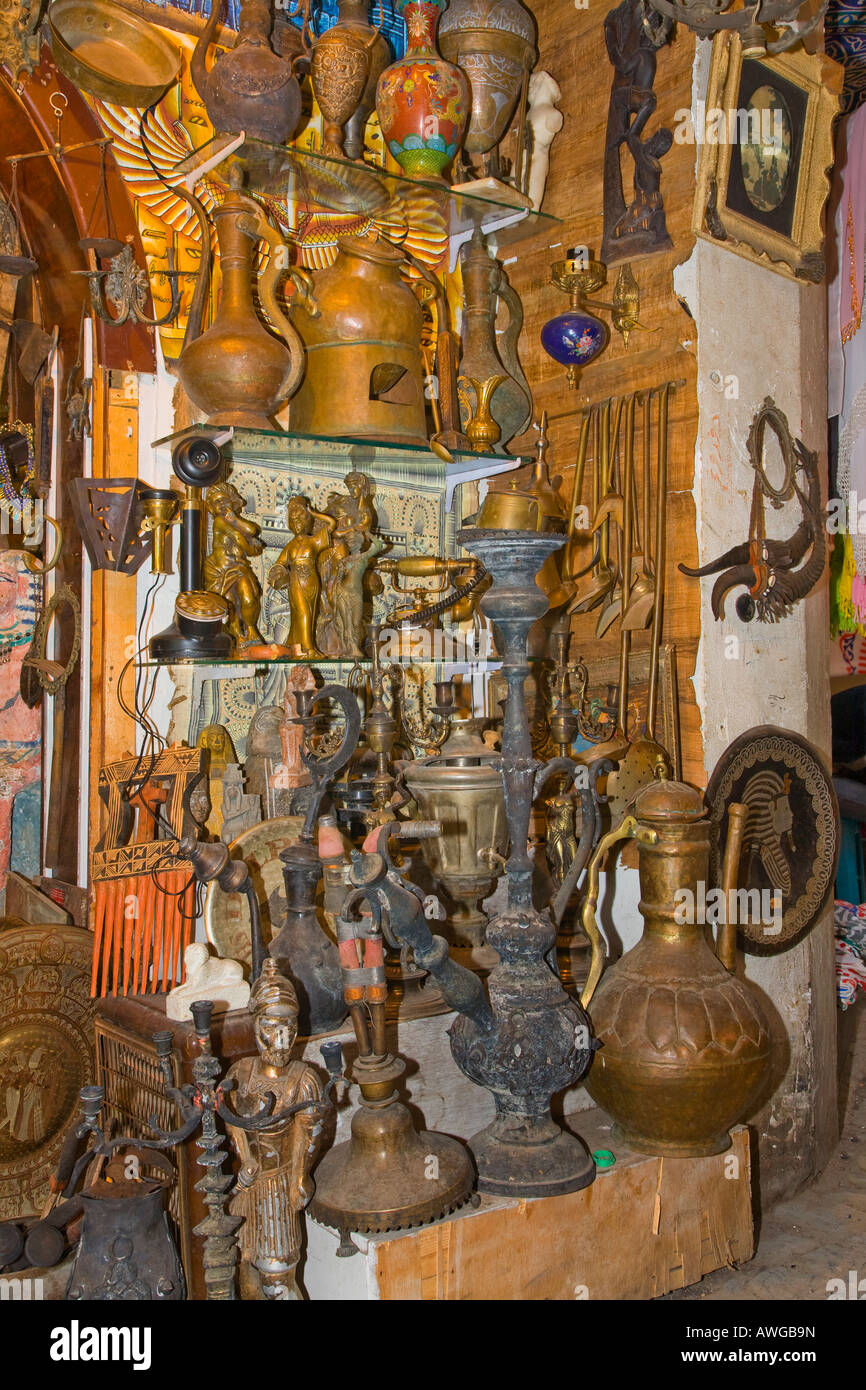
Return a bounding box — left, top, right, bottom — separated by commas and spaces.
692, 33, 842, 282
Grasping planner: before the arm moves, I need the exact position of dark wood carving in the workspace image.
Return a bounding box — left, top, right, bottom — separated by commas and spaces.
602, 0, 674, 264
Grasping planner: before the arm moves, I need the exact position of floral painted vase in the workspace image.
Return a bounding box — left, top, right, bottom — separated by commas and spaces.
376, 0, 470, 181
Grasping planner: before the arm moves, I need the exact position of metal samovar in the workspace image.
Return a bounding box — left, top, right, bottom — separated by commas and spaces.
402, 712, 507, 955
582, 778, 772, 1156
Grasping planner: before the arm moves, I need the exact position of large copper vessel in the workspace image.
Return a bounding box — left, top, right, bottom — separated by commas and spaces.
290, 237, 428, 446
584, 779, 771, 1157
176, 182, 305, 429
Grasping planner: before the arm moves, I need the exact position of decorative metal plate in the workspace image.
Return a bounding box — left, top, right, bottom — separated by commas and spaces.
204, 816, 305, 971
706, 726, 839, 952
0, 923, 95, 1218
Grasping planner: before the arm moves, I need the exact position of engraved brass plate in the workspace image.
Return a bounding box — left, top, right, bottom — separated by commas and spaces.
0, 924, 95, 1218
706, 726, 839, 951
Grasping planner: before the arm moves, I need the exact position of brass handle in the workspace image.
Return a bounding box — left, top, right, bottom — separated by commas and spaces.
239, 209, 306, 399
717, 801, 749, 972
579, 814, 658, 1009
21, 514, 63, 576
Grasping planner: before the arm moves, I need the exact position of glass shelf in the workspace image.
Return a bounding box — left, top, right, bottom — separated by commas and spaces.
180, 136, 559, 253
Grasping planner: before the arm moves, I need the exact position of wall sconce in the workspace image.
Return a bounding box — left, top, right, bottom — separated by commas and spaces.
541, 249, 646, 389
68, 477, 157, 574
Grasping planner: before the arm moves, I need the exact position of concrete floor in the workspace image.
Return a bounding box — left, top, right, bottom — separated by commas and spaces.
668, 1002, 866, 1301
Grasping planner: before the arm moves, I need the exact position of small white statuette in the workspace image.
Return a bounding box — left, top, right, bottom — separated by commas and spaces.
166, 941, 250, 1021
526, 71, 564, 213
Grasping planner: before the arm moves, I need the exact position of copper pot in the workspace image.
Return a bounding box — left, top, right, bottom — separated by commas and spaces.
176, 184, 304, 429
290, 237, 428, 447
583, 779, 771, 1157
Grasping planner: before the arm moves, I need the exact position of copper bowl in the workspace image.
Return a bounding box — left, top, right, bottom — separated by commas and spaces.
49, 0, 182, 108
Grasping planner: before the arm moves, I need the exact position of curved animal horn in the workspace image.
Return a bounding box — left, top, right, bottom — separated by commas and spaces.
711, 564, 757, 621
679, 540, 751, 579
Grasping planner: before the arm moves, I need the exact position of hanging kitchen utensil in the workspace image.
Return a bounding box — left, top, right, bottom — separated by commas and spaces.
19, 585, 82, 870
568, 398, 616, 614
605, 381, 676, 820
621, 388, 656, 630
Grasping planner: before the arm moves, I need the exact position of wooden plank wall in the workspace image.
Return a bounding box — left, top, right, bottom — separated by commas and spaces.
504, 4, 703, 786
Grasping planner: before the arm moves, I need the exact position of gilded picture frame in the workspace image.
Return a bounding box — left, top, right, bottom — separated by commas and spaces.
692, 33, 842, 283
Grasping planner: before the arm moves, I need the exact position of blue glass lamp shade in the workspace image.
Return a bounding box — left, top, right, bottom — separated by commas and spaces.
541, 309, 608, 372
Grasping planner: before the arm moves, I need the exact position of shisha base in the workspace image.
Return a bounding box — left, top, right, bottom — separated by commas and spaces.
469, 1113, 596, 1198
310, 1092, 475, 1242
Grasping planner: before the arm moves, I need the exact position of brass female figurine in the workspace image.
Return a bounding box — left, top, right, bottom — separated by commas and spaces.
203, 482, 265, 648
268, 496, 336, 658
327, 531, 388, 659
225, 960, 327, 1300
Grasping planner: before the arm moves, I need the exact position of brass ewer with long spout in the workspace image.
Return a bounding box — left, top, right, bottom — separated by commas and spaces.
176, 174, 309, 429
582, 778, 772, 1156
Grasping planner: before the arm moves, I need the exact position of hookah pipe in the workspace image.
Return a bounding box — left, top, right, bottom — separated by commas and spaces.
342, 820, 492, 1028
309, 820, 478, 1249
178, 834, 268, 982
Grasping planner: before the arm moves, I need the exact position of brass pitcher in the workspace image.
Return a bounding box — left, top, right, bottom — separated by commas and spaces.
581, 778, 771, 1157
176, 178, 306, 429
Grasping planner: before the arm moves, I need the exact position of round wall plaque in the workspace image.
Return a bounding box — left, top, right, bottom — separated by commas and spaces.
0, 924, 95, 1219
705, 725, 839, 952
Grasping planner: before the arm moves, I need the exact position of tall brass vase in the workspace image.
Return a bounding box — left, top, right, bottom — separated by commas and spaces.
584, 779, 771, 1157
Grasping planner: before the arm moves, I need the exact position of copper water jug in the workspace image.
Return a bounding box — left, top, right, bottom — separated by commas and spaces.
582, 778, 771, 1156
290, 237, 428, 446
176, 181, 305, 429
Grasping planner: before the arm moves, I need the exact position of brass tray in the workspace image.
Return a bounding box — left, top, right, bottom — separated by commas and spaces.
49, 0, 182, 108
0, 923, 95, 1219
204, 816, 305, 973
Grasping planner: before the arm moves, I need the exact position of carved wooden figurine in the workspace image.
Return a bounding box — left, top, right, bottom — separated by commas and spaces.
602, 0, 673, 264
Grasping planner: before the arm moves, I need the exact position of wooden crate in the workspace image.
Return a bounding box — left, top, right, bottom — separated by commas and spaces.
304, 1114, 753, 1300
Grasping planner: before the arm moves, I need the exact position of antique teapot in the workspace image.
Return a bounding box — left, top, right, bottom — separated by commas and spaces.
582, 778, 772, 1157
191, 0, 303, 144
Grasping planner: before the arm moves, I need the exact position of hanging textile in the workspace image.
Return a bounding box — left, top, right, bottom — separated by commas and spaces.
831, 102, 866, 590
